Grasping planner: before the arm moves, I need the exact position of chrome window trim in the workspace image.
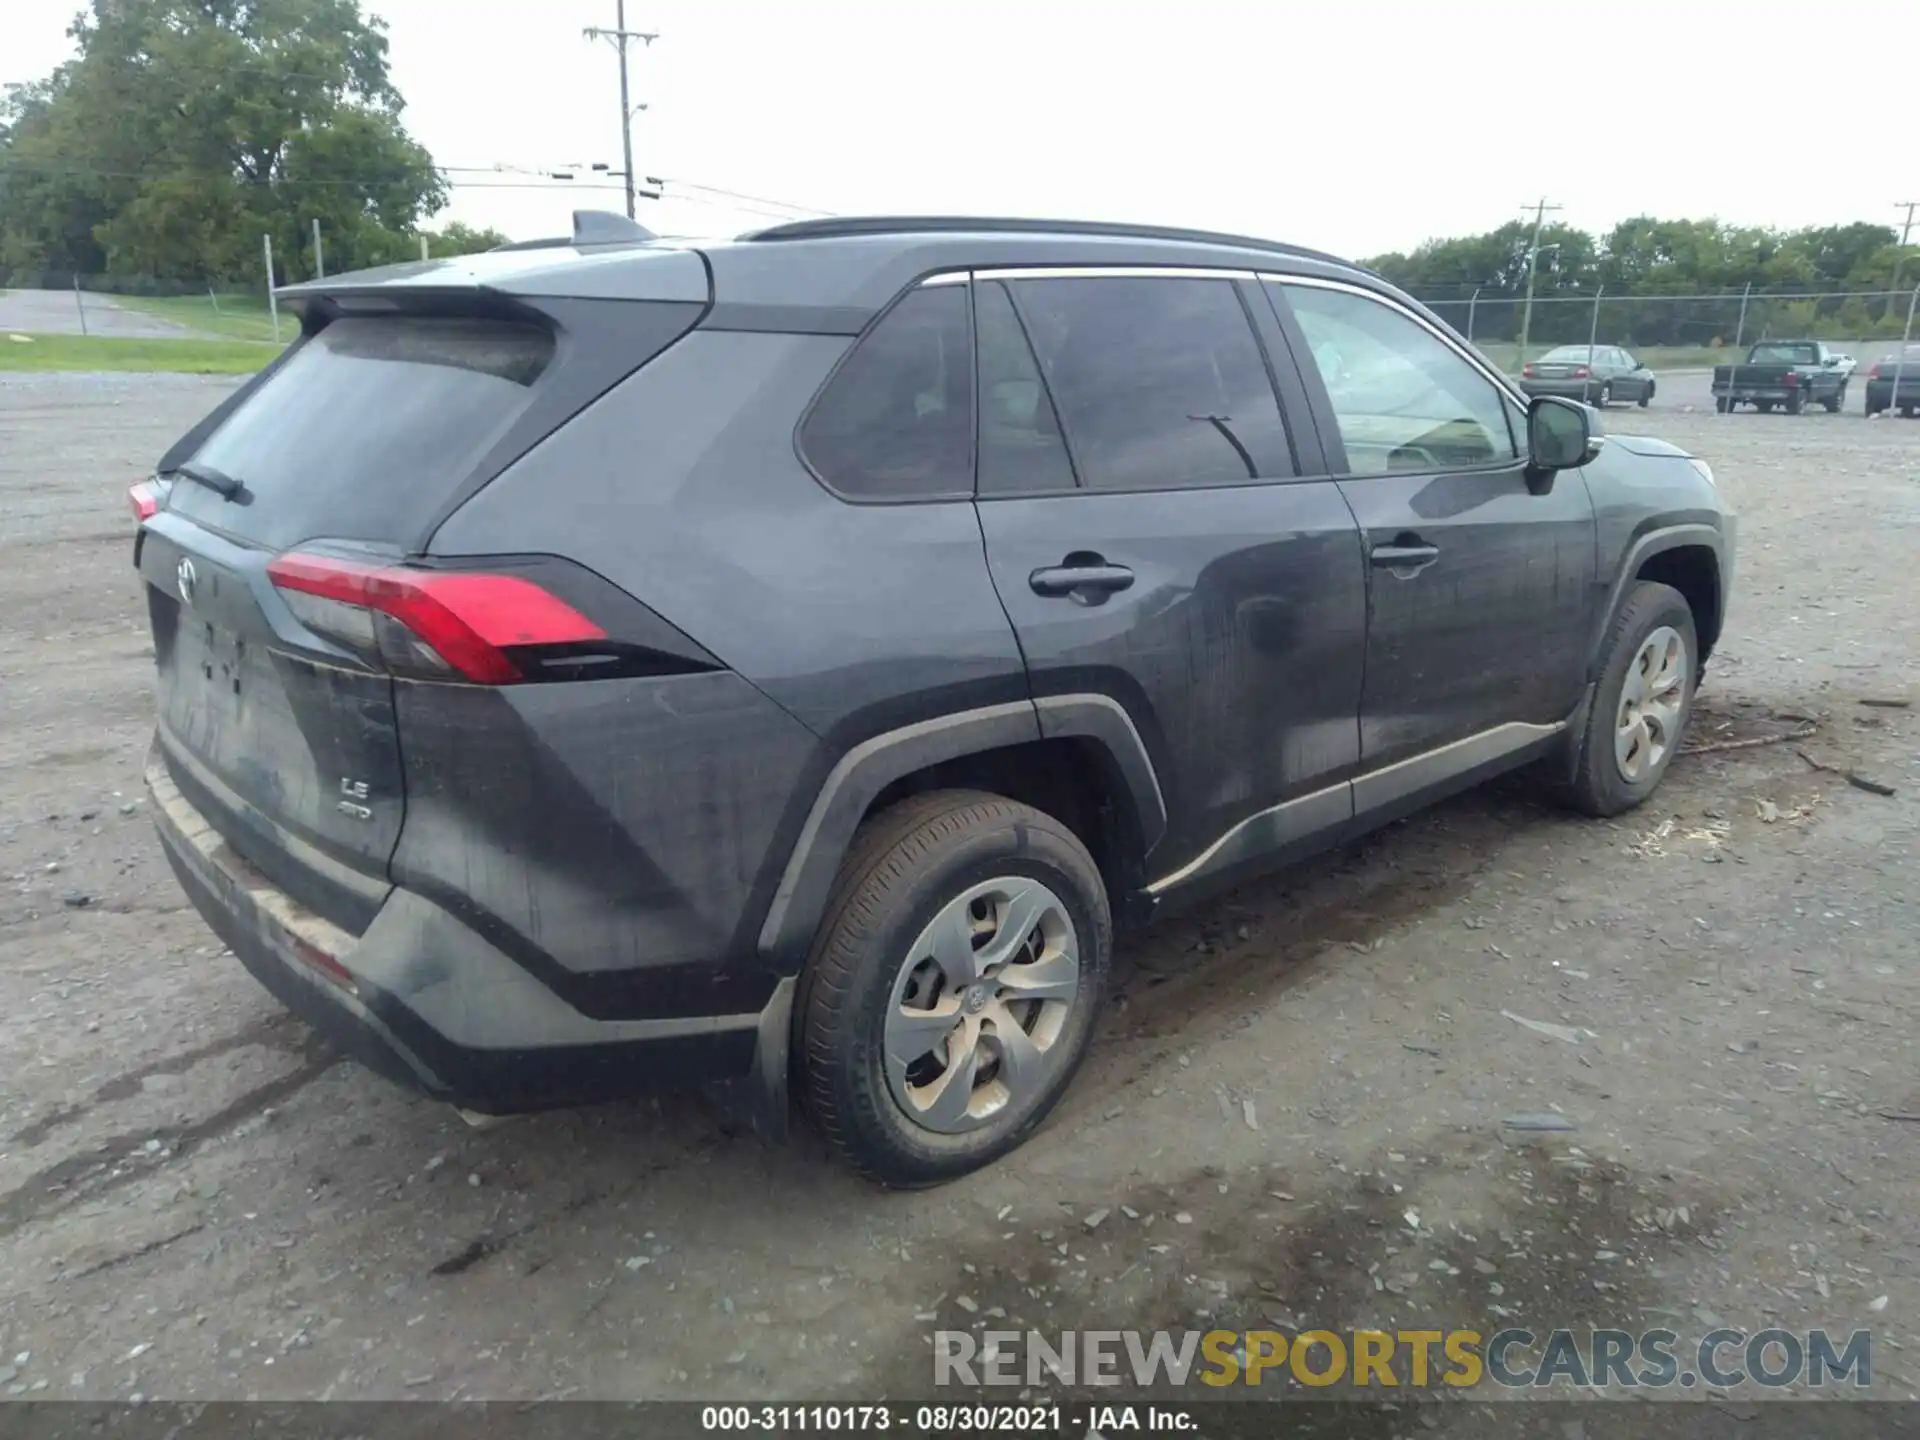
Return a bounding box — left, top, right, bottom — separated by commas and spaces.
972, 265, 1255, 283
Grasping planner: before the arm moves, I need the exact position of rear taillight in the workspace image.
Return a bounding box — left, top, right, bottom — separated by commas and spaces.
266, 552, 606, 685
1521, 363, 1536, 377
1869, 363, 1883, 379
1572, 366, 1589, 379
128, 480, 162, 522
1783, 371, 1799, 386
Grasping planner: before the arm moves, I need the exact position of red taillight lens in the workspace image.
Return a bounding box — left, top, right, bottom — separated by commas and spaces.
1521, 363, 1535, 377
1869, 363, 1883, 379
266, 552, 606, 685
1783, 371, 1799, 386
1572, 366, 1589, 378
129, 481, 161, 522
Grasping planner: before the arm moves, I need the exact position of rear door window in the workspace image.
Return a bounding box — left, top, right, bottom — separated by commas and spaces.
1003, 275, 1296, 490
170, 315, 556, 551
799, 284, 974, 500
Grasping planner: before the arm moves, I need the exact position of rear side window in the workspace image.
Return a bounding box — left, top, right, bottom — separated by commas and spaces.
173, 315, 554, 550
799, 285, 974, 500
1003, 276, 1295, 491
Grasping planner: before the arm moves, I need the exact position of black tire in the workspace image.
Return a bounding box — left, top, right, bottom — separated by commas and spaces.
1823, 384, 1844, 413
1638, 381, 1653, 408
796, 789, 1111, 1188
1756, 400, 1775, 413
1785, 391, 1805, 415
1715, 396, 1732, 414
1563, 581, 1699, 819
1866, 400, 1885, 416
1595, 381, 1612, 408
1903, 405, 1917, 420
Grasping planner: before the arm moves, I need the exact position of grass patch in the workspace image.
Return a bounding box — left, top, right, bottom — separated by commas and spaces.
114, 293, 286, 343
0, 333, 279, 374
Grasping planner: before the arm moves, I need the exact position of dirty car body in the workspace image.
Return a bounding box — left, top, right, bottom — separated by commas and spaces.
135, 212, 1736, 1182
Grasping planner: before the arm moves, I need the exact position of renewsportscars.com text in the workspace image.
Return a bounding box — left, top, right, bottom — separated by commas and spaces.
934, 1327, 1872, 1390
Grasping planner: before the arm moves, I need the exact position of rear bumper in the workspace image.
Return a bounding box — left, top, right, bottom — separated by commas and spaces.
1865, 380, 1920, 408
147, 749, 789, 1116
1714, 384, 1804, 403
1518, 379, 1598, 400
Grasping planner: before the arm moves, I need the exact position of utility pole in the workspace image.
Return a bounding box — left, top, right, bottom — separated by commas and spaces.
1516, 197, 1563, 369
584, 2, 657, 220
1892, 201, 1919, 317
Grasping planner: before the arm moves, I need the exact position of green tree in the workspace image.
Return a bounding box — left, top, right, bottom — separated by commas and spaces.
424, 221, 511, 257
0, 0, 446, 282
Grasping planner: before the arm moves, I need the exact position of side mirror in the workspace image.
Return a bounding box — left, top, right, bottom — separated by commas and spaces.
1527, 395, 1593, 480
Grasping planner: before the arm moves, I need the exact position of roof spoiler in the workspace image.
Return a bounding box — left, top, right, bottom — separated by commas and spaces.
489, 210, 657, 253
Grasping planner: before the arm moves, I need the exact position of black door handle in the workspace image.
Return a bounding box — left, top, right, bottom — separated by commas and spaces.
1370, 541, 1440, 575
1030, 558, 1135, 602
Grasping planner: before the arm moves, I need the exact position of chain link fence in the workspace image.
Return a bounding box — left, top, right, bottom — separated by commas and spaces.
1405, 284, 1920, 373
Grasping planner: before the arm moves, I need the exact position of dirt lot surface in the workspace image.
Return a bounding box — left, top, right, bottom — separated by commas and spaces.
0, 371, 1915, 1411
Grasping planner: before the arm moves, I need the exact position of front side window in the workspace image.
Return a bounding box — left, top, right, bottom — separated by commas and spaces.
799, 284, 974, 500
1279, 282, 1519, 476
1002, 275, 1295, 490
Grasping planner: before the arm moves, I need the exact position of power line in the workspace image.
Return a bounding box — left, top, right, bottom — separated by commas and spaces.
0, 157, 828, 214
659, 178, 832, 217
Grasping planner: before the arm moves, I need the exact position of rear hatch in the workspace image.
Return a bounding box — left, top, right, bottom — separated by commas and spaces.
139, 270, 706, 933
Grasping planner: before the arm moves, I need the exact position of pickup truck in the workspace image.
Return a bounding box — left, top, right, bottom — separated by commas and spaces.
1711, 340, 1850, 414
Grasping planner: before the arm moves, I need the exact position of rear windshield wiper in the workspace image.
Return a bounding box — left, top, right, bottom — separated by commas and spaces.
161, 460, 248, 502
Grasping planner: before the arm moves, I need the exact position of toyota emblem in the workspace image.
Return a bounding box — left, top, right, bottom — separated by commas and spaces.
177, 557, 198, 608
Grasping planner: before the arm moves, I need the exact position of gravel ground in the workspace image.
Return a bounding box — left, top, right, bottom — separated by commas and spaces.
0, 372, 1915, 1410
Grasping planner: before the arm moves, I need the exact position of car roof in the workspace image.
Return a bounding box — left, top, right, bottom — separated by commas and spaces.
280, 211, 1392, 336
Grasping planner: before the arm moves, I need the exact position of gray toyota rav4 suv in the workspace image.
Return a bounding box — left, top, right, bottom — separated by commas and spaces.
133, 213, 1735, 1187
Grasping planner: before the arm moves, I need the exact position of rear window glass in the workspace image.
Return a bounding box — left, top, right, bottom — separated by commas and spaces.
1748, 343, 1817, 364
170, 315, 555, 549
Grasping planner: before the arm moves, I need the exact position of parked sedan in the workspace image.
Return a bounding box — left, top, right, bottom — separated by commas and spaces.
1518, 345, 1656, 408
1864, 344, 1920, 417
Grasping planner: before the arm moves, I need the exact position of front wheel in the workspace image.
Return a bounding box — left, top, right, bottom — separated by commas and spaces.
1638, 381, 1654, 408
1563, 581, 1698, 818
797, 789, 1111, 1188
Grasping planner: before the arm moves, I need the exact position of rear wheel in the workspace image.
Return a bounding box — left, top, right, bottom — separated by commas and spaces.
1785, 391, 1805, 415
797, 789, 1111, 1188
1595, 381, 1612, 408
1903, 405, 1917, 420
1823, 385, 1844, 413
1564, 582, 1698, 818
1715, 396, 1732, 414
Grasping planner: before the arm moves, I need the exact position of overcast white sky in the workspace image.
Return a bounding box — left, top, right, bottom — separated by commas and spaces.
7, 0, 1912, 257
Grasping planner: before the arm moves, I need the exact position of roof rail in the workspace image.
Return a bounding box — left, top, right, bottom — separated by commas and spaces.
738, 215, 1359, 271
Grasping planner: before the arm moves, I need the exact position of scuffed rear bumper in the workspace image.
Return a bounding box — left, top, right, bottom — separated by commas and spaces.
147, 748, 790, 1117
